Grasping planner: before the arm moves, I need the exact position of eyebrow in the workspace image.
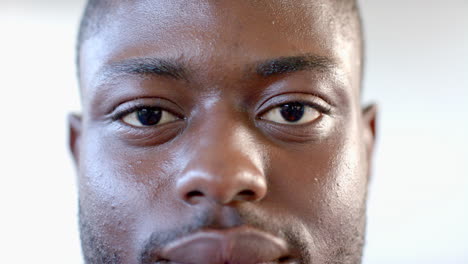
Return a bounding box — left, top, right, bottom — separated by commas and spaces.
103, 57, 187, 80
100, 54, 335, 83
255, 54, 336, 77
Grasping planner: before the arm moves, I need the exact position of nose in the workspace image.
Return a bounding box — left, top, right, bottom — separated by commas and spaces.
176, 123, 267, 206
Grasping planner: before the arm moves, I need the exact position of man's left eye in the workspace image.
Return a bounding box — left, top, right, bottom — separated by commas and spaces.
260, 102, 321, 125
121, 107, 179, 127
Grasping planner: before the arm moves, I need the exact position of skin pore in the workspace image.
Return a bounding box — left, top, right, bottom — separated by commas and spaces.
69, 0, 376, 263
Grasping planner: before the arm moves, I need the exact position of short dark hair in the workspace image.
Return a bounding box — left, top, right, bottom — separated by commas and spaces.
76, 0, 109, 69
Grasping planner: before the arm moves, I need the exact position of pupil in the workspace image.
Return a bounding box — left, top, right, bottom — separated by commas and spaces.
280, 103, 305, 122
137, 108, 162, 126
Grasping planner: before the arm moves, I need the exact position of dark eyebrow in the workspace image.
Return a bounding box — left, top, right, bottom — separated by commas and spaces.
100, 54, 334, 83
256, 54, 336, 77
103, 57, 187, 80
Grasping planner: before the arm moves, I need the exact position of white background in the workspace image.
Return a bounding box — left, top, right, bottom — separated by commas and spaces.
0, 0, 467, 263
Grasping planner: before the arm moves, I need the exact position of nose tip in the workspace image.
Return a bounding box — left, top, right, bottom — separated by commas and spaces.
176, 169, 267, 206
175, 112, 267, 206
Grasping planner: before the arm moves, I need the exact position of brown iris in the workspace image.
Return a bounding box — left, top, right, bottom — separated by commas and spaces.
280, 103, 305, 122
136, 108, 162, 126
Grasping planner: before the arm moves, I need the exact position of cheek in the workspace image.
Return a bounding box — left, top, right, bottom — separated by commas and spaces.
268, 139, 367, 209
77, 130, 180, 259
265, 123, 368, 233
262, 131, 368, 260
327, 138, 369, 216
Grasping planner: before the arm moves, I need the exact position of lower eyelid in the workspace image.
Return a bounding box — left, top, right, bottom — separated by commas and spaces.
112, 120, 186, 146
258, 119, 328, 143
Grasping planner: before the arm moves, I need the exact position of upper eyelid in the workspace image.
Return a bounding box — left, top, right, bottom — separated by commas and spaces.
259, 100, 332, 117
256, 93, 332, 113
111, 105, 181, 122
107, 97, 185, 118
109, 97, 186, 121
111, 105, 150, 121
298, 101, 331, 114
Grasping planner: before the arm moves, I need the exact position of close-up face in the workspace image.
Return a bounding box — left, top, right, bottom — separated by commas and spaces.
70, 0, 376, 263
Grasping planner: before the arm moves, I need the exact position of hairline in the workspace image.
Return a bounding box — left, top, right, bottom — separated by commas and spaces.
76, 0, 365, 85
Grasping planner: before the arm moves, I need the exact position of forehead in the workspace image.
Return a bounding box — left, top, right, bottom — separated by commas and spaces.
79, 0, 360, 97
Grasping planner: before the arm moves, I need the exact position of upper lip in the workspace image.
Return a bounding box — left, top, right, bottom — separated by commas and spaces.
152, 225, 294, 264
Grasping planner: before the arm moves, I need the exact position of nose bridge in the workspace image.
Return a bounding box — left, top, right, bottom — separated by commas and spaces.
176, 111, 267, 205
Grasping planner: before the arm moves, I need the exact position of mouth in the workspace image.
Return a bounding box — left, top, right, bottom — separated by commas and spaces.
149, 226, 298, 264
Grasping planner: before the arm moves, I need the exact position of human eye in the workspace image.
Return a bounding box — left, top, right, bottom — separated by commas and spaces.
107, 101, 184, 146
260, 102, 321, 125
110, 98, 184, 129
119, 106, 179, 127
256, 94, 333, 142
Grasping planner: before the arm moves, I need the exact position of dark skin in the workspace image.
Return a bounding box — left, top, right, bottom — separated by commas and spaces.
70, 0, 377, 263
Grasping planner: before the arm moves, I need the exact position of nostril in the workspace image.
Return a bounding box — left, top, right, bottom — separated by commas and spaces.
236, 189, 257, 201
186, 190, 204, 200
277, 255, 294, 263
238, 189, 255, 196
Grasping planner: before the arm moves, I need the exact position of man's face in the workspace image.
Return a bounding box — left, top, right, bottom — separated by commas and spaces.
70, 0, 376, 263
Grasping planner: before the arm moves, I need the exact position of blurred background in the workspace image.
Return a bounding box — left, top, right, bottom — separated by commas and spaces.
0, 0, 466, 263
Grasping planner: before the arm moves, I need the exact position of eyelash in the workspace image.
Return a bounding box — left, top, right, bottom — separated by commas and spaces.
264, 100, 332, 115
111, 99, 331, 125
111, 104, 165, 122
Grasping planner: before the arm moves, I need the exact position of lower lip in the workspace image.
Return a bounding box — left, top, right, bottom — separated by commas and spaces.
155, 227, 298, 264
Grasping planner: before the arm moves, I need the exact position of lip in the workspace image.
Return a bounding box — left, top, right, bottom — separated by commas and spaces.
153, 226, 295, 264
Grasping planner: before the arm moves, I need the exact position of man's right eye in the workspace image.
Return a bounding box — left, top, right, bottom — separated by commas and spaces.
121, 107, 179, 127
